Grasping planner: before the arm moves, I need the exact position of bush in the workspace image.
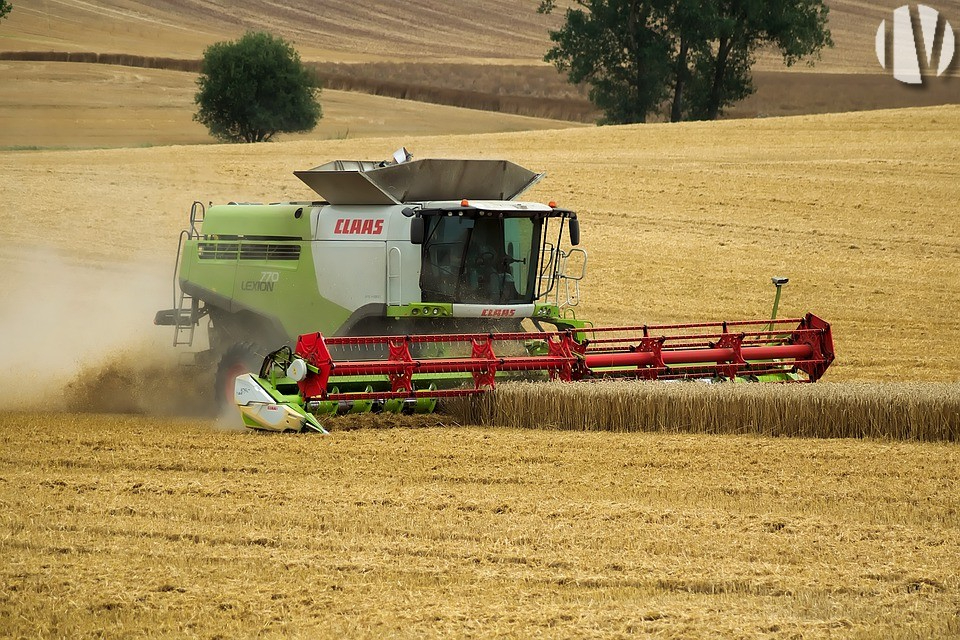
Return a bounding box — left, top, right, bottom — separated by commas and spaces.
194, 32, 321, 143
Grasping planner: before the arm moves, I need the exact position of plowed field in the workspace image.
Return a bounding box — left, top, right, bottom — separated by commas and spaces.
7, 0, 958, 71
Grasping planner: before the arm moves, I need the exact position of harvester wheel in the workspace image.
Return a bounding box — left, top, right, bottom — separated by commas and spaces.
215, 343, 264, 410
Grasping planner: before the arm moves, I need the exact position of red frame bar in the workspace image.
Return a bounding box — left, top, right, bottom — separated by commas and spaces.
292, 314, 834, 401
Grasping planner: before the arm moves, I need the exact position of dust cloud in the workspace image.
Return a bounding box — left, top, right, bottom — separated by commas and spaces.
0, 247, 212, 415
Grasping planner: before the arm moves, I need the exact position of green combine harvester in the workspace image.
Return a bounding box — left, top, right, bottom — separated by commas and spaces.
156, 150, 834, 432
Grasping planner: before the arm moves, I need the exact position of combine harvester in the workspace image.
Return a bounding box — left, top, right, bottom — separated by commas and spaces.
156, 150, 834, 433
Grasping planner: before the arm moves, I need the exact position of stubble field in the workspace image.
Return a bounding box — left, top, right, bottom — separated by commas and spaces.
0, 61, 584, 149
2, 413, 959, 638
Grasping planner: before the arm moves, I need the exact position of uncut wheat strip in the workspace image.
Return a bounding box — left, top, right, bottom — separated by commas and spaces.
444, 381, 960, 442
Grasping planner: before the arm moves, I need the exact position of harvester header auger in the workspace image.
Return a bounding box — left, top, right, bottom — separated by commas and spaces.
235, 314, 834, 433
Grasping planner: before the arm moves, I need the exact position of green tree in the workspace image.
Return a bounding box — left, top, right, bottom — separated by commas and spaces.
683, 0, 833, 120
540, 0, 673, 124
1, 1, 13, 22
540, 0, 832, 123
194, 31, 321, 143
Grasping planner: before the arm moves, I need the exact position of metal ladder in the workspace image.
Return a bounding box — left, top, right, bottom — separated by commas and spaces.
173, 282, 199, 346
171, 202, 205, 347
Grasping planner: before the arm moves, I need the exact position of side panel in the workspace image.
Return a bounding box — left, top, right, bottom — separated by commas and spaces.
180, 239, 354, 340
312, 203, 422, 308
229, 244, 341, 336
312, 240, 387, 310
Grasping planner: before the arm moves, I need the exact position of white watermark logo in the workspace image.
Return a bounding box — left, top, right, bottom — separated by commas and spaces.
876, 4, 955, 84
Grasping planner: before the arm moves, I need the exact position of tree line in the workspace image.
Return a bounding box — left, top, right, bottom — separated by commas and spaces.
539, 0, 832, 123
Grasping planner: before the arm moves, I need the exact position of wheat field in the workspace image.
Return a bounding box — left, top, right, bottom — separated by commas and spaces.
2, 2, 960, 637
8, 0, 957, 71
448, 381, 960, 441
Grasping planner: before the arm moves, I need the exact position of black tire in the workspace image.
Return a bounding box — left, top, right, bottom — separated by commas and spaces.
214, 342, 264, 410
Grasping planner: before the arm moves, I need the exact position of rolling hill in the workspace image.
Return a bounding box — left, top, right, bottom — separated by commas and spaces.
2, 0, 957, 150
4, 0, 959, 72
0, 60, 584, 148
